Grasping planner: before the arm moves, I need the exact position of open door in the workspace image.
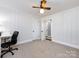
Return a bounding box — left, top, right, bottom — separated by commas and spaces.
41, 19, 52, 40
41, 19, 48, 40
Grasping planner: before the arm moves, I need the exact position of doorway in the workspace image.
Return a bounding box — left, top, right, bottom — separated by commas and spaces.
41, 19, 52, 41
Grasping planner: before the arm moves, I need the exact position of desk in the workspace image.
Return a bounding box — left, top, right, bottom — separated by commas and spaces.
0, 32, 12, 43
1, 36, 11, 43
0, 32, 12, 54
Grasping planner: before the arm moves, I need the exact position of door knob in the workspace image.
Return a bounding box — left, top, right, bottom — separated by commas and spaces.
41, 31, 43, 32
33, 30, 34, 32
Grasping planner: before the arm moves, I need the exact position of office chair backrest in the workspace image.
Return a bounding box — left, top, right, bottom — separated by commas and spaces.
11, 31, 19, 44
0, 32, 1, 36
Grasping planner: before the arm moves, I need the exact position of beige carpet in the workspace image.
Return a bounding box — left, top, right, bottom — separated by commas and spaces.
2, 40, 79, 58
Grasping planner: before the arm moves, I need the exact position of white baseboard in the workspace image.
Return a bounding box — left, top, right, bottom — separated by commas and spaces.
17, 38, 40, 45
16, 38, 79, 49
52, 40, 79, 49
17, 39, 34, 45
17, 39, 33, 45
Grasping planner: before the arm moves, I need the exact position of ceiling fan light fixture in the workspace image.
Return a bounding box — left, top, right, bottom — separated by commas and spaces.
40, 9, 45, 14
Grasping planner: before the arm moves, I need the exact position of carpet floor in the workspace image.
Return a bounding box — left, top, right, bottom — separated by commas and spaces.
1, 40, 79, 58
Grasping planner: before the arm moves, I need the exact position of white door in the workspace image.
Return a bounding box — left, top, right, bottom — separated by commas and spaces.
32, 21, 40, 40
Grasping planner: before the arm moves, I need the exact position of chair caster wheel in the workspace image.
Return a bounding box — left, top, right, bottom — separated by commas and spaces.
1, 55, 3, 58
11, 52, 14, 55
15, 48, 18, 50
12, 53, 14, 55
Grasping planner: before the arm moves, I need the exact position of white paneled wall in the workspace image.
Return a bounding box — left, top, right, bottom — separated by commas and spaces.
77, 7, 79, 45
52, 12, 64, 41
41, 6, 79, 49
63, 7, 78, 46
0, 7, 41, 44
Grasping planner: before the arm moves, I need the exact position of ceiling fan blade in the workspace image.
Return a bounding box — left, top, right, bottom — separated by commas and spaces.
32, 6, 40, 8
32, 6, 51, 10
44, 7, 51, 10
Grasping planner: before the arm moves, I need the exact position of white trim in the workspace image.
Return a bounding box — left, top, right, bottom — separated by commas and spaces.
17, 39, 35, 45
52, 40, 79, 49
17, 39, 33, 45
17, 38, 40, 45
16, 37, 79, 49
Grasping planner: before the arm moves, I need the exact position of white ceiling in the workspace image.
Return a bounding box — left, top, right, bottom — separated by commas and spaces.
0, 0, 79, 18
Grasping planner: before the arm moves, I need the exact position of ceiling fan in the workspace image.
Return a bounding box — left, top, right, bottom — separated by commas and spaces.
32, 0, 51, 14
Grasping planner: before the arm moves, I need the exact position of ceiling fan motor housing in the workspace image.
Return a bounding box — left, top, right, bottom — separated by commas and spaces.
40, 0, 47, 8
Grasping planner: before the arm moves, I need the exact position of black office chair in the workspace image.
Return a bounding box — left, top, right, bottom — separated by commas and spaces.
1, 31, 19, 58
0, 32, 1, 36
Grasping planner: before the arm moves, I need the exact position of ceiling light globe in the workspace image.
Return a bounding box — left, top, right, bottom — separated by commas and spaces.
40, 9, 44, 14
